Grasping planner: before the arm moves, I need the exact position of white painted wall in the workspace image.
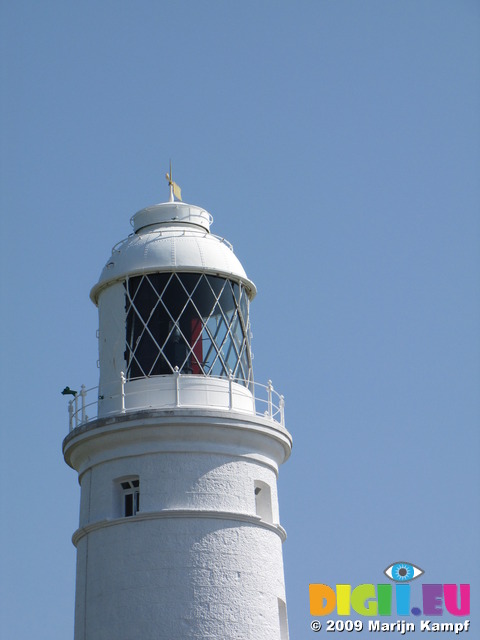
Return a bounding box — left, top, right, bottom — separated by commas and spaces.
74, 519, 286, 640
79, 453, 279, 524
97, 282, 127, 404
65, 411, 291, 640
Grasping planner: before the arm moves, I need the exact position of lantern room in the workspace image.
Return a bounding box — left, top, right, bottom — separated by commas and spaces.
89, 201, 258, 417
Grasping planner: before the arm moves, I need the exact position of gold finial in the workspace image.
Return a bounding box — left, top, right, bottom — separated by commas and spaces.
165, 160, 182, 202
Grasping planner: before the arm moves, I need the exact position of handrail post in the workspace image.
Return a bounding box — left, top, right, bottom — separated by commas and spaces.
267, 380, 273, 418
120, 371, 126, 413
74, 393, 79, 428
68, 400, 74, 432
279, 395, 285, 427
228, 370, 233, 410
174, 367, 180, 406
80, 385, 86, 424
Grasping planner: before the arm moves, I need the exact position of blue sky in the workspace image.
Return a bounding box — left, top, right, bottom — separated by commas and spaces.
1, 1, 478, 638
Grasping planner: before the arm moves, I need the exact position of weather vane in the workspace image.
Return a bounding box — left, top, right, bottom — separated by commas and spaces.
165, 160, 182, 202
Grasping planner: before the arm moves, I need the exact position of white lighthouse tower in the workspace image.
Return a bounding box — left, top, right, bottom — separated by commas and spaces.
63, 181, 292, 640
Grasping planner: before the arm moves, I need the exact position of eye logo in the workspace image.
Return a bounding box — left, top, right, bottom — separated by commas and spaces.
384, 561, 424, 582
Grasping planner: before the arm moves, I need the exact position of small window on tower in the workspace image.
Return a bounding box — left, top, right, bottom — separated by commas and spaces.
120, 478, 140, 517
254, 480, 273, 523
278, 598, 289, 640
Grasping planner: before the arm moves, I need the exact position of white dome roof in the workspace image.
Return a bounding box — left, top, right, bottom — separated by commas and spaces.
90, 202, 256, 304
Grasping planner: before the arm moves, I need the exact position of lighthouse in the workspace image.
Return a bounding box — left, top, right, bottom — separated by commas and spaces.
63, 179, 292, 639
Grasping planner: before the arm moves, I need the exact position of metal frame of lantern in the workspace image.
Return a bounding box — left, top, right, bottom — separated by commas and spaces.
124, 271, 252, 383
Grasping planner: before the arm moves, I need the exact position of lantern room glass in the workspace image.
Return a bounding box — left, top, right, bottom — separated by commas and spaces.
124, 273, 252, 384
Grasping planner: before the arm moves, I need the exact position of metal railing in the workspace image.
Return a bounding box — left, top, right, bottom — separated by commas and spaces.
67, 371, 285, 432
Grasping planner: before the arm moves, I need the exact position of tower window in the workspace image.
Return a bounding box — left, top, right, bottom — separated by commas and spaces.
120, 479, 140, 517
254, 480, 273, 523
278, 598, 289, 640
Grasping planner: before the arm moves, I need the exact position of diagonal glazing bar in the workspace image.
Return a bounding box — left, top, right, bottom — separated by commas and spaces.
123, 272, 252, 383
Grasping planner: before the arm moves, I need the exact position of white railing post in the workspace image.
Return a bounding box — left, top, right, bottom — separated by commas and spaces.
120, 371, 126, 413
174, 367, 180, 406
228, 370, 233, 410
267, 380, 273, 418
74, 393, 79, 428
80, 385, 86, 424
279, 395, 285, 427
68, 400, 74, 432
